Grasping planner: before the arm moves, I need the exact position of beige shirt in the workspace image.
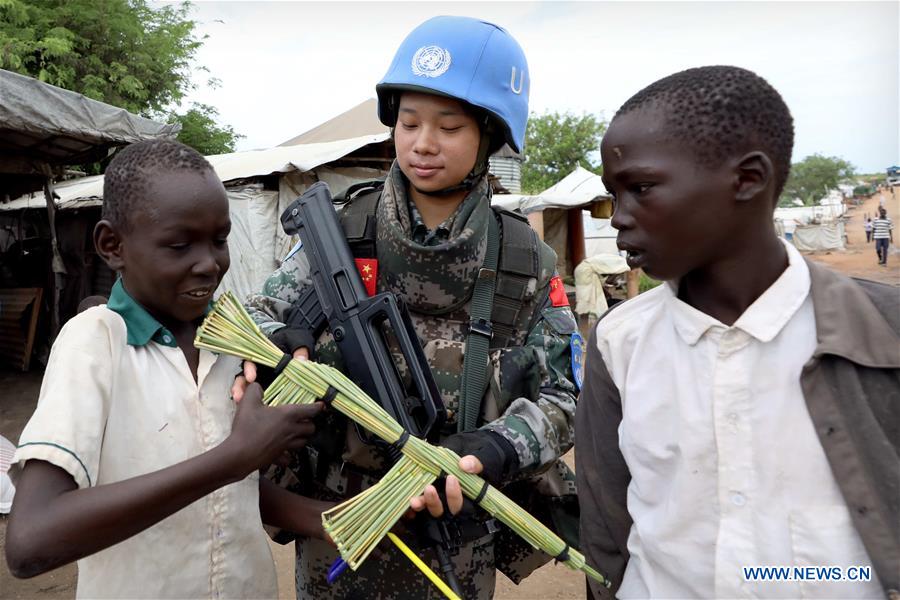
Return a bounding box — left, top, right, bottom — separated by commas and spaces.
594, 241, 881, 598
14, 303, 277, 599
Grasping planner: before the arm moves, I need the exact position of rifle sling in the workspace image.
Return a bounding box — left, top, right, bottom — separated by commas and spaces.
458, 212, 501, 432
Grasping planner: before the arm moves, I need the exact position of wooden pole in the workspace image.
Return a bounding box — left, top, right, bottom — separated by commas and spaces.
567, 208, 585, 272
626, 268, 641, 299
43, 177, 66, 341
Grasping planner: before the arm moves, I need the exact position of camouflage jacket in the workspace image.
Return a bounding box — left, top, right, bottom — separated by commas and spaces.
247, 165, 581, 584
247, 163, 578, 477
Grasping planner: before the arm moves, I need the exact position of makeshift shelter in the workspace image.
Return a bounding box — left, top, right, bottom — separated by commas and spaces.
279, 98, 524, 193
3, 134, 393, 309
0, 69, 178, 369
774, 189, 847, 251
492, 166, 613, 277
791, 222, 846, 252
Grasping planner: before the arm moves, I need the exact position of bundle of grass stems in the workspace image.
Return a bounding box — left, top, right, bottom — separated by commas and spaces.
196, 292, 609, 589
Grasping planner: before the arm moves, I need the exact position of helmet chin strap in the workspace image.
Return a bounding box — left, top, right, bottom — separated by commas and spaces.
410, 118, 494, 198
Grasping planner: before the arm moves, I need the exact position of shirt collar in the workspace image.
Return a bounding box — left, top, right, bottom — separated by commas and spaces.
667, 239, 810, 346
105, 279, 178, 348
409, 200, 453, 246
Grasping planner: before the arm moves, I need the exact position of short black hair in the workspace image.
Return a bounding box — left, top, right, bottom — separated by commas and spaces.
102, 139, 214, 230
614, 66, 794, 197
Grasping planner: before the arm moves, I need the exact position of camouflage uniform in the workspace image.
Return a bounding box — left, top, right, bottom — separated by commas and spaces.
246, 162, 579, 599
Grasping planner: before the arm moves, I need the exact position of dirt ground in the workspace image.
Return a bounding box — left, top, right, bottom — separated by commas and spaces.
1, 188, 897, 600
801, 187, 900, 286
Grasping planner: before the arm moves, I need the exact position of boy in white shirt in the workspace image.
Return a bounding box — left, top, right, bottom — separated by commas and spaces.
575, 66, 899, 599
6, 140, 331, 598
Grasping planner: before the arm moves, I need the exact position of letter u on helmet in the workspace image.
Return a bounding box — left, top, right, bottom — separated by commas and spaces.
376, 15, 530, 154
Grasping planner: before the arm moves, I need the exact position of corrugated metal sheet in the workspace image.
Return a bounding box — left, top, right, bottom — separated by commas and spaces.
489, 156, 522, 193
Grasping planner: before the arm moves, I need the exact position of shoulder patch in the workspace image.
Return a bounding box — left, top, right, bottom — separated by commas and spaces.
549, 275, 569, 307
570, 331, 585, 390
542, 306, 577, 335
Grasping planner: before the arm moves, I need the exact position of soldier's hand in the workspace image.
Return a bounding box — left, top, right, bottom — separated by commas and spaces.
409, 455, 483, 517
232, 347, 309, 402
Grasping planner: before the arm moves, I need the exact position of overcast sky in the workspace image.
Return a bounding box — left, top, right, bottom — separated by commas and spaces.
177, 1, 899, 173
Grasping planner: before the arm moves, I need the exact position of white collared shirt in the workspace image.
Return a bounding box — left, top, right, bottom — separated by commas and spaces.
14, 307, 277, 599
594, 241, 881, 598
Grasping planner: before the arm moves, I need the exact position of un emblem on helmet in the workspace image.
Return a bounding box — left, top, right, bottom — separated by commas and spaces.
411, 45, 451, 78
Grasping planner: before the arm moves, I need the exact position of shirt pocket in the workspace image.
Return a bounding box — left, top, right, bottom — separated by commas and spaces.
482, 346, 541, 423
422, 338, 465, 425
789, 506, 881, 599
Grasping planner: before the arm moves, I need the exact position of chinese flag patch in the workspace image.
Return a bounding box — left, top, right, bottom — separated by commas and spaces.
355, 259, 378, 297
549, 275, 569, 307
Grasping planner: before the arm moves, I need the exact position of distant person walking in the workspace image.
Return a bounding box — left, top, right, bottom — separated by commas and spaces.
873, 207, 893, 265
864, 216, 873, 243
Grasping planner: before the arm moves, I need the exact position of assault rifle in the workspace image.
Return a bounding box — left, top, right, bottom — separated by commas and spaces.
280, 181, 445, 441
280, 182, 464, 596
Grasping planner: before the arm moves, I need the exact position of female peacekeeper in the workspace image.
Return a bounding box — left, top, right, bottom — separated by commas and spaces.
238, 15, 582, 600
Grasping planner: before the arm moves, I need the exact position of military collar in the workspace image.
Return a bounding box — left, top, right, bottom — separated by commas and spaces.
409, 200, 453, 246
106, 279, 179, 348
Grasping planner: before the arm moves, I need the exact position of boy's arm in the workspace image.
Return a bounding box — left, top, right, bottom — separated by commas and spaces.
6, 386, 321, 579
258, 477, 334, 541
574, 327, 633, 598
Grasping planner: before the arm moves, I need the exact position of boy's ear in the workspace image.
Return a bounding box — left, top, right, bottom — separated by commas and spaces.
733, 151, 774, 203
94, 220, 125, 271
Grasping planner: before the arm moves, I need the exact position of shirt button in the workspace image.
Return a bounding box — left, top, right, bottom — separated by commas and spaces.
728, 412, 738, 422
732, 492, 746, 507
162, 334, 172, 344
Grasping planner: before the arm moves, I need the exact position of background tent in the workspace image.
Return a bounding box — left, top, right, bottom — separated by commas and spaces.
492, 166, 613, 277
279, 98, 525, 193
0, 69, 178, 369
2, 133, 394, 312
0, 69, 180, 199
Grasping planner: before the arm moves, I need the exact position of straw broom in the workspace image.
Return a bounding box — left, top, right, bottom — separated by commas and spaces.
196, 292, 609, 588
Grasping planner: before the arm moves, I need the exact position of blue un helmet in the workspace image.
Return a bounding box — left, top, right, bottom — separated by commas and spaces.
376, 16, 530, 155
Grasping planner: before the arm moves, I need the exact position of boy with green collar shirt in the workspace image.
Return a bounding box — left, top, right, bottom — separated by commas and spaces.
575, 67, 899, 599
6, 140, 329, 598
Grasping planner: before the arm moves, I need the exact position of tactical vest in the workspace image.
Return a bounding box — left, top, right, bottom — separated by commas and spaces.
337, 181, 551, 351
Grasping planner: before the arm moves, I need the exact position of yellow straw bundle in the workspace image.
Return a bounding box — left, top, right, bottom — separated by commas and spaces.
195, 292, 609, 587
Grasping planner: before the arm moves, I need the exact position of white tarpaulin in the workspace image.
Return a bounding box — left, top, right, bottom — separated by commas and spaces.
792, 222, 846, 252
1, 135, 390, 211
217, 185, 280, 301
490, 166, 610, 214
0, 68, 180, 171
206, 134, 389, 182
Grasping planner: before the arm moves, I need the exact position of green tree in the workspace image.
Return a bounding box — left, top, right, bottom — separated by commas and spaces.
171, 103, 243, 156
0, 0, 204, 115
521, 111, 607, 193
778, 154, 856, 207
1, 0, 242, 157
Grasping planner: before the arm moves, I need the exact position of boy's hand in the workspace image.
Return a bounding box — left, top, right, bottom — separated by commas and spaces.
232, 347, 309, 402
225, 382, 322, 477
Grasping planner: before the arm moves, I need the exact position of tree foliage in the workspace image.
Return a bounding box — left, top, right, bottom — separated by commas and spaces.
170, 103, 243, 156
521, 111, 607, 194
0, 0, 203, 115
778, 154, 856, 207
